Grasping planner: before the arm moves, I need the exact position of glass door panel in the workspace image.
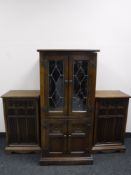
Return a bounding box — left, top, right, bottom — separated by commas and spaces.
48, 60, 64, 111
44, 55, 68, 116
68, 55, 90, 117
72, 60, 88, 112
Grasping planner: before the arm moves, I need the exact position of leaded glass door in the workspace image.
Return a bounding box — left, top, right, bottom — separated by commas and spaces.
68, 54, 96, 117
43, 55, 68, 117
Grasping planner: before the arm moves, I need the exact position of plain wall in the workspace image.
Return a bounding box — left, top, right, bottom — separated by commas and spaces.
0, 0, 131, 132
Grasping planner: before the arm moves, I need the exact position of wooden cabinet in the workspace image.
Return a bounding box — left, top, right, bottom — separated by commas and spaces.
92, 90, 130, 153
1, 90, 40, 153
38, 49, 99, 165
1, 50, 131, 165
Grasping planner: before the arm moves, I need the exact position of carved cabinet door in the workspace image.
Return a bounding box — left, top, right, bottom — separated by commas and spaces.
42, 119, 67, 157
68, 119, 91, 156
94, 98, 128, 144
5, 98, 38, 145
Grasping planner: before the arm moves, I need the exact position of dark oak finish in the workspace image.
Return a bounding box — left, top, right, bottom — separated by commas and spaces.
92, 90, 130, 153
38, 50, 98, 165
2, 90, 41, 153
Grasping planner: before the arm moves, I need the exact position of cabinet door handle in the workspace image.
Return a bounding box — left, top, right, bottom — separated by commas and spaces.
69, 134, 71, 137
64, 135, 67, 137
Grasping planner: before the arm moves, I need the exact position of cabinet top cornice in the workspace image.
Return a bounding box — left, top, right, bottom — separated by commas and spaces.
37, 49, 100, 52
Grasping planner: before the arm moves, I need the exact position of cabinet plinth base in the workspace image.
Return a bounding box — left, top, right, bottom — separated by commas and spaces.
92, 143, 126, 153
40, 156, 93, 165
5, 146, 41, 153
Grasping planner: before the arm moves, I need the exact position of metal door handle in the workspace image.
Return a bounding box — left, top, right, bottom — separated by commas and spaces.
69, 80, 72, 83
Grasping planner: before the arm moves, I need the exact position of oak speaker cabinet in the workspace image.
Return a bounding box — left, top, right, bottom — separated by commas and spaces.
92, 90, 130, 153
1, 90, 40, 153
38, 49, 99, 165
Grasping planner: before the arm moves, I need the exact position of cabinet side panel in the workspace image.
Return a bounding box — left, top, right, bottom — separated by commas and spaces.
2, 99, 9, 145
88, 53, 97, 148
40, 52, 46, 149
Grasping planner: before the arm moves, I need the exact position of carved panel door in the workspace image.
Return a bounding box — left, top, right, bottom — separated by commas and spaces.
68, 119, 91, 156
5, 98, 38, 144
42, 119, 67, 157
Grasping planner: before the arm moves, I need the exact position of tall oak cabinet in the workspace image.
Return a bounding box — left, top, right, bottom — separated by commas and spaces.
38, 50, 99, 165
